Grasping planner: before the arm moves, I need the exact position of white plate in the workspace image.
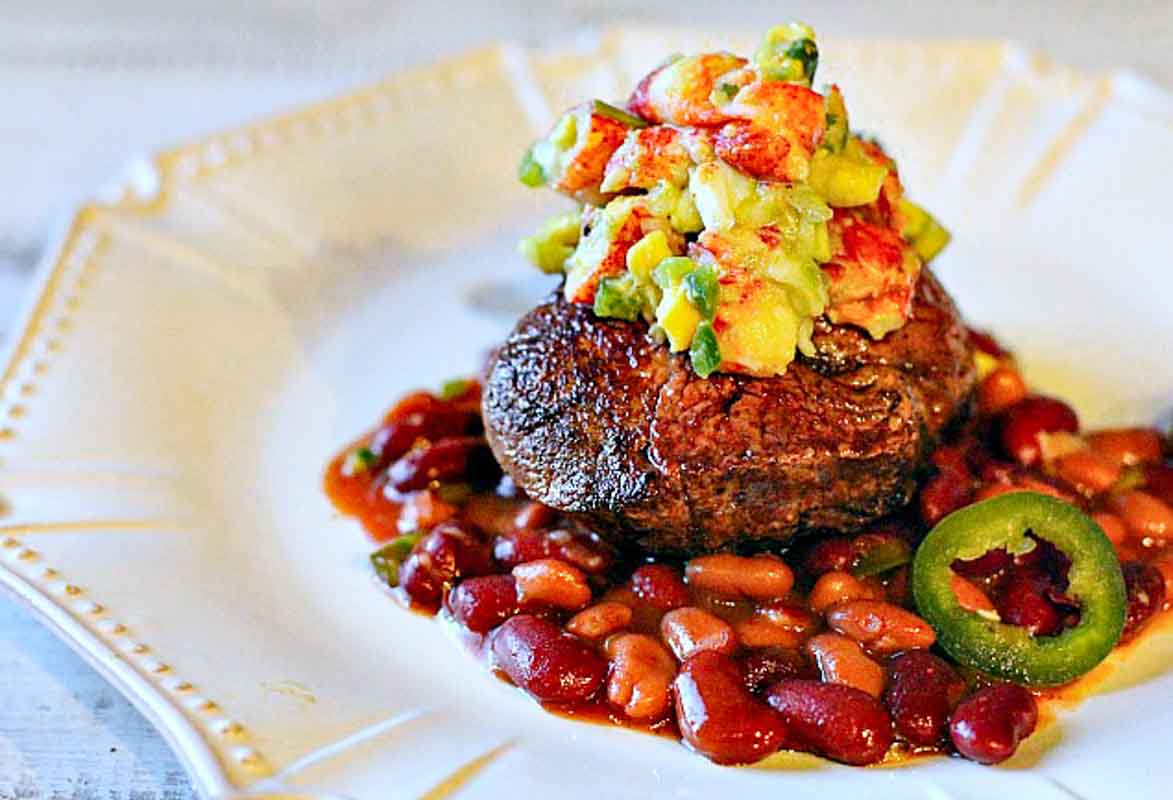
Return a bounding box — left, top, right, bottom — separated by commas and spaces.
2, 27, 1171, 799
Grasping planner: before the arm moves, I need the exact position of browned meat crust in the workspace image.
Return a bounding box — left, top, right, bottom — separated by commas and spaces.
483, 269, 975, 554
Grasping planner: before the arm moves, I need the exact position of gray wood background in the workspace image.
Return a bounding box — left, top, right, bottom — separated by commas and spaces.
1, 1, 1170, 797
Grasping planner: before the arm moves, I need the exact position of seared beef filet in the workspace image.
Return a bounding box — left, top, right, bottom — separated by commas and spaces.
483, 269, 975, 553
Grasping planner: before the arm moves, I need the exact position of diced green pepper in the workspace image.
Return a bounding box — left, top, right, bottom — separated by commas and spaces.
518, 210, 582, 274
821, 85, 849, 153
653, 256, 697, 289
342, 446, 377, 476
517, 147, 545, 187
754, 22, 819, 86
440, 378, 472, 401
683, 263, 719, 319
899, 198, 952, 262
852, 537, 911, 578
594, 274, 645, 321
591, 99, 649, 129
370, 532, 423, 587
912, 492, 1126, 686
689, 321, 722, 377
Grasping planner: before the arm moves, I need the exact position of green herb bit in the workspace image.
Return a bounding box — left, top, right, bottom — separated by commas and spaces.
754, 22, 819, 86
689, 321, 722, 378
594, 274, 644, 321
517, 147, 546, 187
342, 446, 377, 477
370, 532, 423, 587
852, 537, 911, 578
683, 264, 719, 319
652, 256, 696, 289
440, 377, 472, 401
592, 99, 649, 129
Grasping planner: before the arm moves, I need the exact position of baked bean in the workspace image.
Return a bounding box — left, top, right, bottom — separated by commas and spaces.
1000, 396, 1079, 466
825, 600, 936, 654
978, 366, 1028, 416
749, 602, 820, 649
885, 652, 966, 747
735, 619, 804, 649
388, 437, 487, 492
685, 553, 794, 600
661, 607, 738, 661
1121, 561, 1167, 641
514, 501, 557, 530
805, 633, 885, 697
491, 615, 606, 703
674, 651, 788, 764
396, 490, 459, 532
604, 633, 676, 719
803, 537, 858, 576
446, 575, 518, 633
1111, 490, 1173, 544
566, 601, 633, 640
1054, 449, 1120, 495
513, 559, 592, 610
1091, 511, 1128, 549
630, 564, 691, 611
950, 684, 1038, 764
764, 679, 893, 766
810, 571, 878, 613
950, 573, 998, 617
1086, 428, 1164, 468
743, 648, 818, 693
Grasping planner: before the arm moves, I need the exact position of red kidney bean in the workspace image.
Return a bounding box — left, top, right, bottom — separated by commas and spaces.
742, 648, 817, 694
1144, 463, 1173, 506
494, 528, 611, 575
803, 537, 858, 576
388, 437, 487, 492
931, 444, 973, 479
968, 327, 1005, 356
674, 651, 788, 765
952, 548, 1011, 579
950, 684, 1038, 764
764, 679, 893, 766
999, 396, 1079, 466
514, 501, 557, 530
447, 575, 519, 633
375, 397, 476, 464
631, 564, 691, 611
400, 523, 492, 609
1121, 561, 1167, 641
490, 615, 607, 703
884, 652, 966, 747
997, 576, 1063, 637
920, 470, 974, 527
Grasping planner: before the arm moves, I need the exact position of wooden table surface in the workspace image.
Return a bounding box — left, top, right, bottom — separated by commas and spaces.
1, 1, 1170, 797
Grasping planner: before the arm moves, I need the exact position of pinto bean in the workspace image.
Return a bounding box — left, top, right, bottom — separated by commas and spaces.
512, 559, 592, 610
1086, 428, 1164, 468
1111, 490, 1173, 545
764, 679, 893, 766
661, 607, 738, 661
805, 633, 885, 698
1092, 512, 1128, 549
685, 553, 794, 600
674, 651, 788, 765
825, 600, 936, 654
977, 366, 1028, 416
950, 573, 998, 617
738, 602, 820, 649
604, 633, 676, 719
566, 601, 633, 640
810, 571, 879, 614
1055, 449, 1120, 495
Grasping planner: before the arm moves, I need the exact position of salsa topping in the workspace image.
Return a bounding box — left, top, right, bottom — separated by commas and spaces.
517, 23, 950, 377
